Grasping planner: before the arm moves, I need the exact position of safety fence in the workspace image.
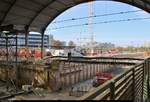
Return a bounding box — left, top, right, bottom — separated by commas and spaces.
78, 58, 150, 101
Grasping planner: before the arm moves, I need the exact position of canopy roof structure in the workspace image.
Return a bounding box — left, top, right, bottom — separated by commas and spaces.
0, 0, 150, 33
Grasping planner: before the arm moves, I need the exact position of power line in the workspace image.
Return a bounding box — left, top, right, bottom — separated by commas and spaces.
47, 17, 150, 30
52, 10, 142, 24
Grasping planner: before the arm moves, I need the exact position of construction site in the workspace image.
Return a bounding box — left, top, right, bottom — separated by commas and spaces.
0, 30, 148, 100
0, 0, 150, 101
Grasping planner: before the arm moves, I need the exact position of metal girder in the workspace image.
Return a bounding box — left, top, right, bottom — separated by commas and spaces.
140, 0, 150, 11
72, 0, 77, 5
141, 0, 150, 6
29, 0, 45, 6
30, 0, 61, 14
0, 24, 14, 32
27, 0, 58, 30
42, 0, 88, 33
0, 0, 17, 25
42, 0, 150, 34
112, 0, 150, 13
57, 0, 69, 7
1, 0, 40, 14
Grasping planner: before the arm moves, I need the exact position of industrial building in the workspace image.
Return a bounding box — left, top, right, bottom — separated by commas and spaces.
0, 33, 50, 48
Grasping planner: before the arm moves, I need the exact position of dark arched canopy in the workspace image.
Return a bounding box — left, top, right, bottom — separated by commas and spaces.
0, 0, 150, 33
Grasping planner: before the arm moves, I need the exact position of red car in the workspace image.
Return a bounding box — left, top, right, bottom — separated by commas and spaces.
93, 72, 113, 87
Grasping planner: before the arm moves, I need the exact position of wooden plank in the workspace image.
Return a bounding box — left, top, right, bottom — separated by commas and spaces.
89, 64, 92, 78
115, 72, 133, 89
135, 66, 143, 71
134, 64, 143, 70
74, 63, 77, 83
135, 86, 143, 98
135, 77, 143, 88
135, 89, 142, 100
135, 86, 142, 96
135, 71, 143, 80
82, 63, 86, 81
132, 67, 135, 100
135, 73, 143, 80
81, 64, 84, 81
100, 92, 110, 100
135, 66, 143, 74
135, 80, 142, 90
135, 72, 143, 81
92, 64, 94, 77
141, 64, 144, 101
114, 68, 133, 82
86, 64, 88, 80
124, 88, 133, 100
119, 86, 133, 100
135, 68, 143, 75
93, 89, 110, 100
115, 77, 133, 97
110, 81, 115, 100
96, 64, 98, 75
115, 81, 133, 100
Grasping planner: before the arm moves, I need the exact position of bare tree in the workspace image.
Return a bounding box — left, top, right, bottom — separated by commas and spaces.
68, 41, 76, 48
52, 40, 65, 49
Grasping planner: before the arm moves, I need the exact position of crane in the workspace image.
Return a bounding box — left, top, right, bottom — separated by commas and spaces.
88, 0, 95, 56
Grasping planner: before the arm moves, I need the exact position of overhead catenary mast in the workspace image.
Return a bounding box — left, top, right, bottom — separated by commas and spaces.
88, 0, 94, 56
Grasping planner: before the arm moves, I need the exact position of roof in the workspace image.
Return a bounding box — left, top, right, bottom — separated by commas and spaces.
0, 0, 150, 33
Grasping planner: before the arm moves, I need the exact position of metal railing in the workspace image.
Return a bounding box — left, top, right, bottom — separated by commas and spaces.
47, 57, 144, 92
44, 56, 144, 62
77, 58, 150, 101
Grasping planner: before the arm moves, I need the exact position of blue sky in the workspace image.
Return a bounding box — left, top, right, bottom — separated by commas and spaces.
45, 1, 150, 47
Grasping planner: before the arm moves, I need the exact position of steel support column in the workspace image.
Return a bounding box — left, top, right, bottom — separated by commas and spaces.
15, 31, 18, 92
41, 32, 44, 59
25, 26, 29, 60
6, 34, 8, 62
6, 34, 9, 91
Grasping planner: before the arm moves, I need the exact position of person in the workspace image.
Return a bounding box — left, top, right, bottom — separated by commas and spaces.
68, 51, 71, 60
